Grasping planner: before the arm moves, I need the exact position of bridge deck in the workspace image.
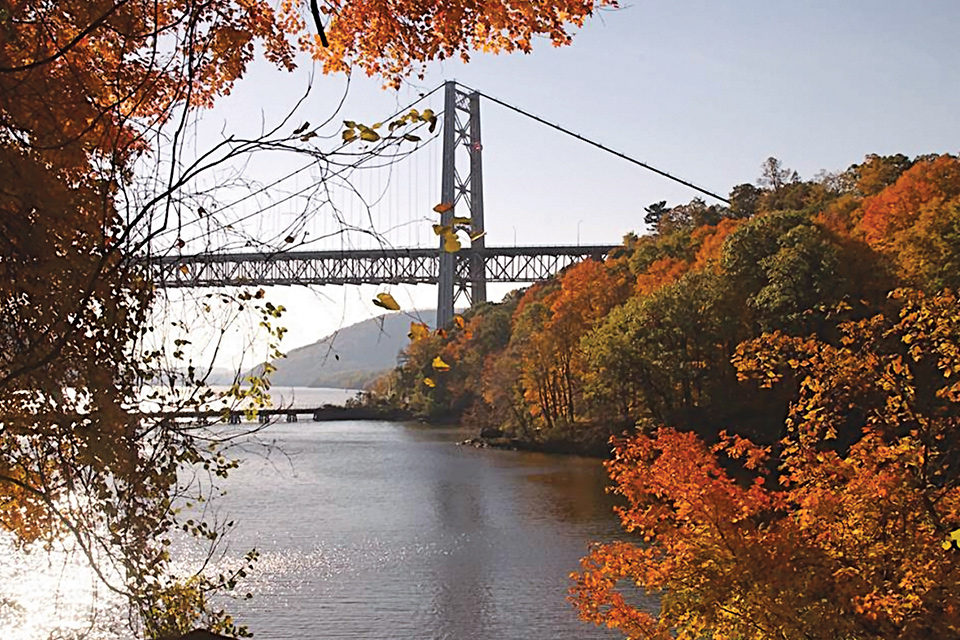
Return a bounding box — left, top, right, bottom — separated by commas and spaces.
146, 245, 618, 288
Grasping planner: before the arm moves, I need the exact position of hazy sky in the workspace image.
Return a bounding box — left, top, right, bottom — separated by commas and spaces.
170, 0, 960, 371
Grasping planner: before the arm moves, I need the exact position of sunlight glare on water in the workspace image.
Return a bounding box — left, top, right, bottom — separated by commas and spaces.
0, 535, 128, 640
0, 391, 643, 639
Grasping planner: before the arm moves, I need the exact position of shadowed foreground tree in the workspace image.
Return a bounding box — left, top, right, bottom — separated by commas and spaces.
571, 288, 960, 640
0, 0, 616, 636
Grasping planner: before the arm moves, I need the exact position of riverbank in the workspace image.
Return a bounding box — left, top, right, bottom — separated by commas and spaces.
312, 404, 414, 421
456, 434, 612, 458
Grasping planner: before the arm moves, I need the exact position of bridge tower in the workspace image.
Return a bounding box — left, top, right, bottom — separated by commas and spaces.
438, 81, 485, 328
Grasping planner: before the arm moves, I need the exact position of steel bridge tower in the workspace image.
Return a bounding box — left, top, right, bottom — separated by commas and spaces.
438, 81, 485, 329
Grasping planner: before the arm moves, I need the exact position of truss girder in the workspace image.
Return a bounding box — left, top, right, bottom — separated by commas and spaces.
147, 246, 617, 289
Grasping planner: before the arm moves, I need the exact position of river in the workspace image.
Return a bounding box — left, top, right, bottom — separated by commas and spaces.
1, 388, 635, 639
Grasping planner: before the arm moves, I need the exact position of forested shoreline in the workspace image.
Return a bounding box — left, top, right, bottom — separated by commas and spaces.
365, 153, 960, 454
358, 152, 960, 636
362, 151, 960, 636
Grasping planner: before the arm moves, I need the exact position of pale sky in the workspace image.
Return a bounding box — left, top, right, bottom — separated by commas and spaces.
161, 0, 960, 372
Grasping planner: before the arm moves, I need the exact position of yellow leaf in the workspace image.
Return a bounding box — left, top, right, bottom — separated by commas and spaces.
432, 356, 451, 372
360, 130, 380, 142
342, 129, 357, 142
408, 322, 430, 341
432, 224, 450, 236
454, 315, 466, 330
451, 216, 472, 226
178, 264, 189, 275
433, 202, 454, 214
443, 234, 462, 253
372, 292, 400, 311
423, 377, 436, 388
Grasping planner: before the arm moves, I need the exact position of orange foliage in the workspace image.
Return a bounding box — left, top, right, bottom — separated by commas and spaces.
632, 220, 740, 296
634, 257, 690, 296
854, 155, 960, 289
283, 0, 618, 86
549, 259, 630, 335
692, 217, 742, 270
509, 260, 629, 426
858, 155, 960, 249
572, 289, 960, 639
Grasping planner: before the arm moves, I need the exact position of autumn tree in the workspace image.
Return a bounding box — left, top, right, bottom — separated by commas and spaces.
572, 288, 960, 640
500, 260, 630, 436
0, 0, 617, 636
582, 270, 732, 427
856, 154, 960, 291
850, 153, 915, 197
297, 0, 619, 87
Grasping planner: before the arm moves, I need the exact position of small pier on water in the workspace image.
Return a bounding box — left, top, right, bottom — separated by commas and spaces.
145, 405, 411, 425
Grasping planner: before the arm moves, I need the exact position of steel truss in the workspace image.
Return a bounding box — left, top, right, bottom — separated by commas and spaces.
147, 246, 616, 289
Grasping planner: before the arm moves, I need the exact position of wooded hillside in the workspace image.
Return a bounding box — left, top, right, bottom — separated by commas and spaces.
370, 152, 960, 638
247, 312, 434, 389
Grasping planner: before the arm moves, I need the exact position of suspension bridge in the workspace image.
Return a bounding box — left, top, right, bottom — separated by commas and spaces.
148, 81, 727, 328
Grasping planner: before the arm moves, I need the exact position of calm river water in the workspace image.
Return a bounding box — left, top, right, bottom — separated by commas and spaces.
1, 388, 633, 639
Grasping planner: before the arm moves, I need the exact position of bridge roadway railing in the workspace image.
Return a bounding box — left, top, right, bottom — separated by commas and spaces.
145, 245, 618, 288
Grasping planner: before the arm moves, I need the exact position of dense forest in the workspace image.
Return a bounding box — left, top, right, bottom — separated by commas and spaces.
370, 153, 959, 449
368, 152, 960, 638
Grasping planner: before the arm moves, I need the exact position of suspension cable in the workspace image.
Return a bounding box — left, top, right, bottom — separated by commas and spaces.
456, 83, 730, 205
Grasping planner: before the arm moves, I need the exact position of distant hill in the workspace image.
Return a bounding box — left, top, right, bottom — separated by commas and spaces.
246, 312, 434, 389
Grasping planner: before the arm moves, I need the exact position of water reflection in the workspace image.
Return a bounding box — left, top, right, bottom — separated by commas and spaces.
2, 420, 629, 639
